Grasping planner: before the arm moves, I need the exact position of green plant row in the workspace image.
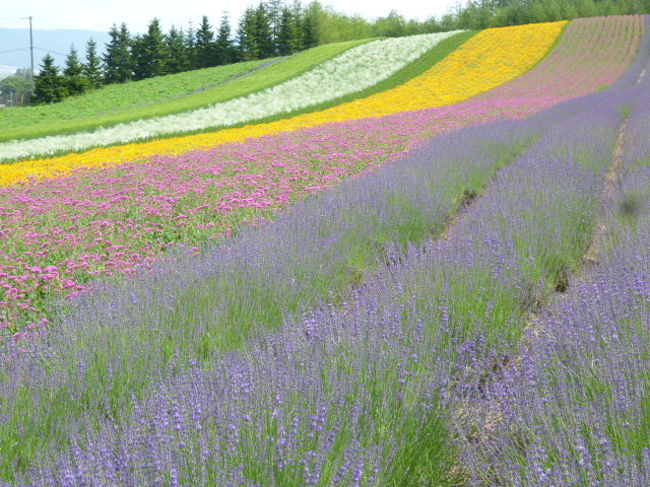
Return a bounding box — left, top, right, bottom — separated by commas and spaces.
0, 59, 271, 131
0, 32, 473, 164
0, 129, 534, 481
0, 39, 371, 143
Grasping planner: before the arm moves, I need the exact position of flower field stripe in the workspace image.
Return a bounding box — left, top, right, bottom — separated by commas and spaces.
0, 31, 462, 161
10, 54, 648, 485
0, 39, 372, 144
0, 19, 562, 183
4, 31, 649, 474
0, 109, 542, 481
0, 16, 643, 333
458, 66, 650, 485
0, 58, 275, 136
4, 17, 634, 188
472, 15, 645, 106
0, 14, 640, 190
0, 22, 561, 167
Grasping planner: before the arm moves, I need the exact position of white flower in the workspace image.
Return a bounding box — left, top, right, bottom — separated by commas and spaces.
0, 31, 462, 162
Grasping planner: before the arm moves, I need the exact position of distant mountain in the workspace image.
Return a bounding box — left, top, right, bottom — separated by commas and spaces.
0, 28, 111, 72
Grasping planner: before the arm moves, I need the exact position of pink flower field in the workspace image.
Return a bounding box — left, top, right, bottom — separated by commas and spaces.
0, 15, 643, 333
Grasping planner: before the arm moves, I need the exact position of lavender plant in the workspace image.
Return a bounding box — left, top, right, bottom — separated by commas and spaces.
458, 23, 650, 486
5, 20, 650, 484
0, 110, 534, 480
14, 50, 650, 485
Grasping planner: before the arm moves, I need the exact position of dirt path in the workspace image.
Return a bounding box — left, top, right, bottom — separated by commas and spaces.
581, 116, 626, 267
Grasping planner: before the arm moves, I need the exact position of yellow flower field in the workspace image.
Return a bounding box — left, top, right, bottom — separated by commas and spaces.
0, 21, 565, 187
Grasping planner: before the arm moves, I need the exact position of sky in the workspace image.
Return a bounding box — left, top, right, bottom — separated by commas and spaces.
1, 0, 462, 34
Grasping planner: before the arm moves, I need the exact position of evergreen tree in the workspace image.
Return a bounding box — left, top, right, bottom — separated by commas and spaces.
255, 3, 275, 58
32, 54, 67, 103
277, 7, 297, 55
265, 0, 284, 54
103, 23, 134, 83
299, 1, 321, 49
131, 34, 147, 80
135, 18, 168, 79
301, 13, 318, 49
215, 13, 235, 65
63, 45, 89, 96
166, 26, 190, 73
236, 8, 257, 61
185, 23, 198, 69
84, 38, 103, 88
195, 15, 215, 68
290, 1, 305, 50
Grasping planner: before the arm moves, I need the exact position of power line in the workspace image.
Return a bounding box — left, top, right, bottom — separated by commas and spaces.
0, 48, 29, 54
34, 47, 70, 57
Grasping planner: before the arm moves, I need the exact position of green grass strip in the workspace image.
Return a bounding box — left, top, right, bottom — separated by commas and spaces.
0, 59, 271, 132
0, 39, 371, 143
215, 30, 478, 130
0, 32, 474, 164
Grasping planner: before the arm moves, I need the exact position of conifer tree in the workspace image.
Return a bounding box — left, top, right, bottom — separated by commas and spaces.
300, 1, 320, 49
195, 15, 215, 68
236, 8, 257, 61
32, 54, 67, 103
255, 3, 275, 58
131, 34, 147, 80
134, 18, 168, 79
266, 0, 284, 54
277, 7, 297, 55
301, 14, 318, 49
215, 13, 235, 65
185, 23, 197, 69
63, 45, 89, 96
84, 38, 103, 88
291, 1, 305, 50
166, 26, 190, 73
103, 23, 134, 83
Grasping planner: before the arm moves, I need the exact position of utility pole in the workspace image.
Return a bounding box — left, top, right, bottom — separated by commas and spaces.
20, 16, 34, 79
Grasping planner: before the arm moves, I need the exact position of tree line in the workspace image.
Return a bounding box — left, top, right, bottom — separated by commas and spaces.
31, 0, 321, 104
448, 0, 650, 30
15, 0, 650, 105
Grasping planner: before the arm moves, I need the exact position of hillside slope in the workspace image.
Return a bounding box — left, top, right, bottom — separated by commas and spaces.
0, 21, 564, 179
0, 39, 370, 142
0, 32, 462, 160
0, 59, 272, 129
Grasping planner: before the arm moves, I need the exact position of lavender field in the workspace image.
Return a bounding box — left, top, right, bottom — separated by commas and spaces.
1, 14, 650, 487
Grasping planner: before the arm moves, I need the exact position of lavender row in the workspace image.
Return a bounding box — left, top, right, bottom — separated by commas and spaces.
458, 48, 650, 487
7, 23, 650, 482
12, 49, 650, 485
0, 104, 536, 480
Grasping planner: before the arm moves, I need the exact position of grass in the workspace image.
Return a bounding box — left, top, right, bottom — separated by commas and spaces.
0, 32, 472, 164
0, 126, 535, 482
0, 59, 271, 131
0, 95, 627, 484
0, 39, 371, 143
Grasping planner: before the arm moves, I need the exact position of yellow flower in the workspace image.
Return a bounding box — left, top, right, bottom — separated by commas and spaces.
0, 21, 565, 187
